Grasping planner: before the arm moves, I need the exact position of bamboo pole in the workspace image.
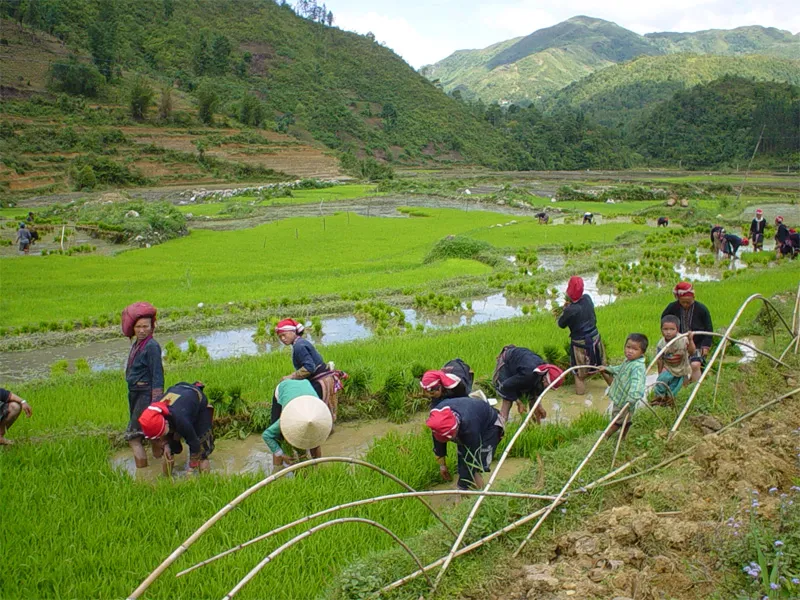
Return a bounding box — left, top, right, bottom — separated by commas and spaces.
670, 294, 764, 440
513, 404, 629, 558
379, 453, 644, 595
127, 457, 455, 599
176, 489, 557, 579
221, 518, 433, 599
430, 364, 597, 592
611, 411, 629, 470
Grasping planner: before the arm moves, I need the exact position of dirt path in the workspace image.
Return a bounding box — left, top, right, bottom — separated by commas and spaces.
490, 396, 800, 600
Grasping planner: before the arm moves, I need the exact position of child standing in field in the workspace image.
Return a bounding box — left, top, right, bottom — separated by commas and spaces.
653, 316, 694, 406
600, 333, 648, 441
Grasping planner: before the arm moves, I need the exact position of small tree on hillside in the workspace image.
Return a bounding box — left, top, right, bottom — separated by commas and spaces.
158, 86, 173, 121
196, 84, 219, 125
129, 77, 154, 121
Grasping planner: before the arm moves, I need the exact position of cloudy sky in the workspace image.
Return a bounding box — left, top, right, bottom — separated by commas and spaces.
331, 0, 800, 68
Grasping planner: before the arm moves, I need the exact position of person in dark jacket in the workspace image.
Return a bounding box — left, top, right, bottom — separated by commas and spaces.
661, 282, 713, 383
276, 318, 345, 423
139, 382, 214, 475
774, 217, 798, 259
582, 212, 594, 225
750, 209, 766, 251
426, 397, 504, 489
721, 230, 749, 258
0, 387, 32, 445
556, 276, 607, 394
535, 212, 550, 224
492, 345, 563, 424
125, 313, 164, 468
657, 217, 669, 227
420, 358, 474, 406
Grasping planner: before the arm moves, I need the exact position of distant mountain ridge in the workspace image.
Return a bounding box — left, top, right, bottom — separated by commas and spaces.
421, 16, 800, 104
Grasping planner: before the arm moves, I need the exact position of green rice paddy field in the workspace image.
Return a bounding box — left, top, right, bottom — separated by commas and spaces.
2, 181, 798, 600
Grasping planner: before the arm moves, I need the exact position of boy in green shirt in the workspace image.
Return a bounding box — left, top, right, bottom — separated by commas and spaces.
599, 333, 648, 441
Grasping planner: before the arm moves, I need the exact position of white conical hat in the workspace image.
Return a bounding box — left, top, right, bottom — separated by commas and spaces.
280, 395, 332, 450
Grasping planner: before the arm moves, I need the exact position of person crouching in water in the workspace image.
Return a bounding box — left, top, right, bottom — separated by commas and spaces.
750, 209, 766, 252
653, 316, 694, 407
599, 334, 648, 441
420, 358, 474, 407
582, 212, 594, 225
123, 305, 163, 469
720, 229, 748, 258
556, 276, 607, 395
138, 382, 214, 475
426, 397, 504, 489
493, 345, 564, 424
262, 380, 329, 469
276, 318, 345, 423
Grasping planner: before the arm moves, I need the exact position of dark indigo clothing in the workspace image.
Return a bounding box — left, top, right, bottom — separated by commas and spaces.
162, 382, 214, 458
0, 387, 10, 422
442, 358, 474, 397
125, 389, 151, 440
125, 337, 164, 391
661, 301, 713, 350
558, 295, 598, 340
493, 346, 546, 402
776, 223, 789, 245
291, 337, 326, 375
750, 218, 766, 238
431, 396, 502, 489
657, 217, 669, 227
723, 234, 743, 256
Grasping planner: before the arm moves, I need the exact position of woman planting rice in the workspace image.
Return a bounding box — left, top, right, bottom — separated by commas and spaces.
420, 358, 474, 406
276, 318, 345, 423
492, 345, 563, 424
122, 302, 164, 469
556, 276, 607, 395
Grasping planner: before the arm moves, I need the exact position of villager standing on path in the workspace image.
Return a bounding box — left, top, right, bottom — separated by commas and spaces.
493, 345, 563, 424
276, 318, 345, 423
426, 397, 504, 489
262, 380, 329, 469
660, 282, 713, 383
749, 209, 766, 252
0, 387, 32, 445
15, 223, 31, 254
122, 302, 164, 468
556, 276, 607, 395
138, 382, 214, 475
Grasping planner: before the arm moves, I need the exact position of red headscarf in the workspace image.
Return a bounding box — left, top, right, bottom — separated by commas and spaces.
420, 370, 461, 391
776, 216, 784, 224
138, 402, 170, 439
755, 209, 763, 215
534, 364, 565, 389
566, 276, 584, 302
426, 407, 459, 442
673, 282, 694, 299
276, 318, 304, 334
741, 238, 750, 246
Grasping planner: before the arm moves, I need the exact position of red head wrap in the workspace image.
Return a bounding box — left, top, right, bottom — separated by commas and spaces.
755, 209, 763, 215
741, 237, 750, 246
138, 402, 170, 439
776, 216, 784, 224
673, 282, 694, 299
534, 364, 565, 389
276, 318, 304, 334
420, 370, 461, 391
426, 407, 459, 442
566, 276, 584, 302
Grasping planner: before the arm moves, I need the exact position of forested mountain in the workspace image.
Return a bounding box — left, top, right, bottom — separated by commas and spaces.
542, 54, 800, 127
0, 0, 510, 167
421, 16, 800, 105
631, 77, 799, 167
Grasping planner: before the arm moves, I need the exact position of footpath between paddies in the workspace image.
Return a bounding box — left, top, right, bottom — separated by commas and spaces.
0, 265, 797, 600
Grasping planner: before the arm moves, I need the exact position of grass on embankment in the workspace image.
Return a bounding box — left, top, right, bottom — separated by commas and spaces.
0, 210, 647, 327
7, 264, 796, 438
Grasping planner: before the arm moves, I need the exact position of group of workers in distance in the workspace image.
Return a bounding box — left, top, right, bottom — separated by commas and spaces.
709, 208, 799, 260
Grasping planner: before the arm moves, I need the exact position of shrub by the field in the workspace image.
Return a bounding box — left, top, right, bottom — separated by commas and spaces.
425, 235, 501, 266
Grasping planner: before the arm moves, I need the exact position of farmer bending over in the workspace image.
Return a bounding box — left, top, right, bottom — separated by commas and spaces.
493, 345, 563, 424
582, 212, 594, 225
263, 380, 329, 469
661, 282, 712, 383
139, 382, 214, 475
535, 212, 550, 224
599, 334, 648, 441
720, 229, 748, 258
0, 388, 32, 445
426, 397, 504, 489
420, 358, 474, 407
657, 216, 669, 227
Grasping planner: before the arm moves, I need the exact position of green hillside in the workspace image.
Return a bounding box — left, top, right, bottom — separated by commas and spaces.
631, 76, 800, 167
543, 54, 800, 127
646, 26, 800, 59
0, 0, 510, 171
421, 17, 800, 106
